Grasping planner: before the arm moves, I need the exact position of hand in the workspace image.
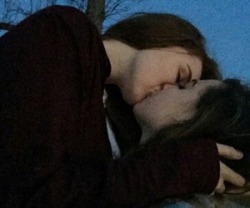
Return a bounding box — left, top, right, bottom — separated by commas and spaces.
215, 143, 246, 193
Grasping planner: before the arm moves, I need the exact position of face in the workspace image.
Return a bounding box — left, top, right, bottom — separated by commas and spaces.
133, 79, 222, 133
121, 47, 203, 105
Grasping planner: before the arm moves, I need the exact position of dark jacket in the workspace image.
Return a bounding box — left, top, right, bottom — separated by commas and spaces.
0, 5, 219, 207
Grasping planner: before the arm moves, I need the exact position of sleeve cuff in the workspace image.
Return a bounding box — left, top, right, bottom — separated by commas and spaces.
176, 139, 220, 194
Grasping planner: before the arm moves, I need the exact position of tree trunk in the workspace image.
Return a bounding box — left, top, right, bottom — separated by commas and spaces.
86, 0, 105, 32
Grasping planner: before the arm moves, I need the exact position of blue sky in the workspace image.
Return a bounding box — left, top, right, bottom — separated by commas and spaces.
1, 0, 249, 81
103, 0, 250, 82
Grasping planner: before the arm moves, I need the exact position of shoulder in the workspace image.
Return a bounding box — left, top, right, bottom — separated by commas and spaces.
14, 5, 99, 41
33, 5, 92, 25
41, 5, 86, 17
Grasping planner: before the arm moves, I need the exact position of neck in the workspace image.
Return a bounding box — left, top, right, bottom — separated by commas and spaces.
103, 40, 137, 88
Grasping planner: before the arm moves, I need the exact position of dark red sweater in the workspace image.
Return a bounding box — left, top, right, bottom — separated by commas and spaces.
0, 5, 219, 207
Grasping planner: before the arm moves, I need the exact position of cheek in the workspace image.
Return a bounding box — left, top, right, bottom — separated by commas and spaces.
176, 99, 197, 121
144, 100, 172, 129
120, 88, 136, 105
123, 57, 178, 105
120, 67, 146, 105
133, 97, 161, 123
121, 83, 145, 105
122, 60, 152, 105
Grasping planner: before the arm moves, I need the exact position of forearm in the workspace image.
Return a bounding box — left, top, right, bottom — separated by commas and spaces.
102, 139, 220, 206
1, 139, 219, 207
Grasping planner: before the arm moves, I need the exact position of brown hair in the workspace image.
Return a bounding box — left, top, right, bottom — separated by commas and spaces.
103, 13, 221, 80
104, 13, 221, 155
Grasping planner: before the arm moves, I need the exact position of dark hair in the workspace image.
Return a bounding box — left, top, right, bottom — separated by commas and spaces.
153, 79, 250, 178
103, 13, 221, 80
104, 13, 221, 155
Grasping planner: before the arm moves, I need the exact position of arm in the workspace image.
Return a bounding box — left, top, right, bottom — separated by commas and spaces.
0, 6, 219, 207
101, 139, 219, 206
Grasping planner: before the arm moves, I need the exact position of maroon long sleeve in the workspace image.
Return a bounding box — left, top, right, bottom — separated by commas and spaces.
0, 6, 219, 207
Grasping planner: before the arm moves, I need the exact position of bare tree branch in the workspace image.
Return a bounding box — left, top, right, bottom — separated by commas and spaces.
105, 0, 128, 18
0, 0, 59, 31
0, 22, 14, 30
86, 0, 105, 32
66, 0, 87, 11
0, 0, 146, 32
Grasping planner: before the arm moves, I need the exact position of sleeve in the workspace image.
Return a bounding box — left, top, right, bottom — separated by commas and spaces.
102, 139, 220, 207
0, 5, 111, 207
0, 6, 219, 208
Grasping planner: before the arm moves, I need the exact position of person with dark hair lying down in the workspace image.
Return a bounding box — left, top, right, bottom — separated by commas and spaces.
132, 78, 250, 207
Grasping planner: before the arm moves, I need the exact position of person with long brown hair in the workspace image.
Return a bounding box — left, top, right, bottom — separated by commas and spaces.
0, 5, 242, 207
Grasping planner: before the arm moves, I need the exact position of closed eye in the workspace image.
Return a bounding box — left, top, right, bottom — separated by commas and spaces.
176, 65, 192, 89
